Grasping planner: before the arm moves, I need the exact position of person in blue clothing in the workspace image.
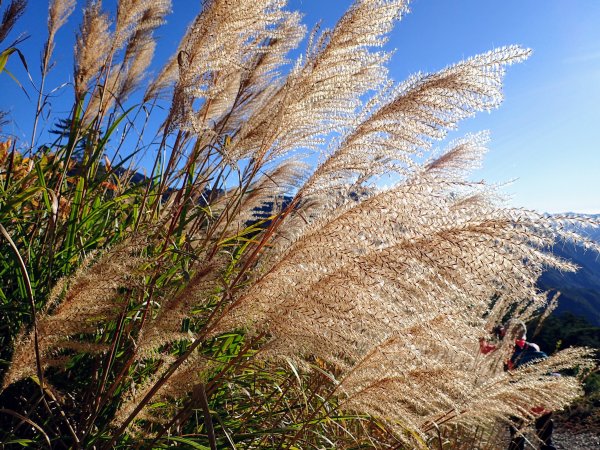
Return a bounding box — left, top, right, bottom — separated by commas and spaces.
480, 321, 557, 450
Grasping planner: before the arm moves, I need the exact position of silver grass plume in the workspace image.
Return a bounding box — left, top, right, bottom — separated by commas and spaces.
337, 333, 592, 443
114, 0, 171, 52
82, 0, 170, 118
229, 0, 408, 164
212, 124, 594, 440
148, 0, 296, 135
45, 0, 76, 65
114, 0, 171, 101
3, 240, 148, 388
301, 46, 531, 197
0, 0, 27, 45
210, 159, 310, 243
74, 0, 112, 99
194, 11, 306, 136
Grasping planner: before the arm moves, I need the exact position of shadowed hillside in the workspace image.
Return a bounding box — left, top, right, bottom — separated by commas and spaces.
538, 215, 600, 326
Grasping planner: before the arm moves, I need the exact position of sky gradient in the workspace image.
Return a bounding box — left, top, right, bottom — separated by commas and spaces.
1, 0, 599, 213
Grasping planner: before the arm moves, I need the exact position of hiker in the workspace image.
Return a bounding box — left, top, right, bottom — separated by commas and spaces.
480, 321, 557, 450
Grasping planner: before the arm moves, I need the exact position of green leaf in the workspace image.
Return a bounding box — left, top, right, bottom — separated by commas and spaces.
4, 439, 35, 447
92, 105, 137, 163
161, 436, 211, 449
0, 47, 30, 98
0, 48, 16, 73
0, 186, 44, 219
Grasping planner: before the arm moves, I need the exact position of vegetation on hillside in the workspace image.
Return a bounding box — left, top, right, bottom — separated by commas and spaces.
531, 312, 600, 433
0, 0, 598, 448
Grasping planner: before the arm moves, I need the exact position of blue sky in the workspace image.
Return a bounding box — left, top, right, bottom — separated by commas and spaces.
1, 0, 599, 213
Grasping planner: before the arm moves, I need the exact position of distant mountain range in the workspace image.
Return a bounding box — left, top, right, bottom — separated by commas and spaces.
537, 214, 600, 326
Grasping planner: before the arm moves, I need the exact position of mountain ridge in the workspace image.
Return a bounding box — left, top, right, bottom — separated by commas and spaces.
538, 213, 600, 326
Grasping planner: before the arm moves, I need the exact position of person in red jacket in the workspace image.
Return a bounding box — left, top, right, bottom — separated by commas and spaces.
480, 321, 557, 450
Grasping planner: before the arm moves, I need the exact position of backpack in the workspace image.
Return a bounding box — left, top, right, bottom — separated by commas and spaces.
510, 342, 548, 369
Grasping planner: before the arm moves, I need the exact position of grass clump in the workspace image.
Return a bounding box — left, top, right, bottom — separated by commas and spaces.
0, 1, 597, 448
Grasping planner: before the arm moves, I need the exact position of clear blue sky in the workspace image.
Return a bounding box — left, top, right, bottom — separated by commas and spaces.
1, 0, 599, 213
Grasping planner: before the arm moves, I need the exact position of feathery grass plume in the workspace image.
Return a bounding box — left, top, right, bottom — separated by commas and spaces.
288, 132, 491, 244
114, 0, 170, 51
175, 12, 307, 167
209, 159, 309, 243
45, 0, 75, 65
482, 290, 549, 339
82, 1, 170, 120
333, 317, 483, 442
145, 1, 303, 103
243, 135, 572, 342
229, 0, 408, 165
301, 46, 530, 197
115, 34, 155, 101
108, 1, 171, 103
134, 259, 225, 360
3, 240, 148, 388
435, 347, 594, 450
212, 118, 590, 442
425, 133, 489, 179
194, 11, 306, 137
334, 325, 593, 446
74, 0, 112, 100
0, 0, 26, 44
152, 0, 295, 134
215, 182, 547, 353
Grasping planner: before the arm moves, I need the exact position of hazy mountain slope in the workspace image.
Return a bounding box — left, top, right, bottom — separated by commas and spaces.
538, 215, 600, 326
